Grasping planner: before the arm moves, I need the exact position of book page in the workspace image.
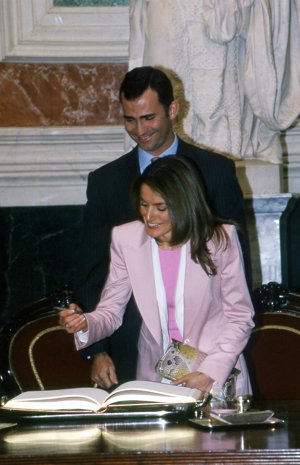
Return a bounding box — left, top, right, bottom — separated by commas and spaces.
102, 380, 201, 408
3, 387, 108, 412
3, 381, 201, 412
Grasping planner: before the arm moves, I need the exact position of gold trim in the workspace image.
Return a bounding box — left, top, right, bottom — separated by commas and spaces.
8, 319, 64, 391
253, 324, 300, 336
9, 328, 26, 391
28, 326, 64, 390
260, 311, 300, 319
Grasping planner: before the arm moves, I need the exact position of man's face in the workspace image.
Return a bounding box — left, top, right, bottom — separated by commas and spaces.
121, 88, 178, 156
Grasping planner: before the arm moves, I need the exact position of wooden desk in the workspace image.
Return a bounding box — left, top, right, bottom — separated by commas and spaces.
0, 401, 299, 465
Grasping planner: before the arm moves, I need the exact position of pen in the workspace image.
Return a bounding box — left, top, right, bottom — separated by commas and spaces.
53, 306, 82, 315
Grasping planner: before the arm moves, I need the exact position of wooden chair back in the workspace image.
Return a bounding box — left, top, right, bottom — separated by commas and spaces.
8, 312, 92, 392
245, 311, 300, 400
0, 287, 92, 396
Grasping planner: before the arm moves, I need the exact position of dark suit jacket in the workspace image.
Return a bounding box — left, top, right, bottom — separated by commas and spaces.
73, 137, 251, 383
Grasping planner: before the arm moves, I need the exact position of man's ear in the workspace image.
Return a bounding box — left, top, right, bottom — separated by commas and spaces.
168, 100, 180, 121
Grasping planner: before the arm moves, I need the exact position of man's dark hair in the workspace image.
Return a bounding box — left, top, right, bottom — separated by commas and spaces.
119, 66, 174, 113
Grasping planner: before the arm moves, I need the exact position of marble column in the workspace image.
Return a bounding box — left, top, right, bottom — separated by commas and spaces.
245, 194, 293, 290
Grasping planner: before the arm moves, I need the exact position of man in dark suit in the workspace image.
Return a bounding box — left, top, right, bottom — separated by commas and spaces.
73, 66, 251, 389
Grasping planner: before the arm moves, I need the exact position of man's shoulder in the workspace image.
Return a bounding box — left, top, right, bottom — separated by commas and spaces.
177, 138, 234, 168
89, 146, 138, 180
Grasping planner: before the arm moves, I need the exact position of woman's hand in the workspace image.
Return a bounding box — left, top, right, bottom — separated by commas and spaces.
59, 303, 88, 334
172, 371, 214, 394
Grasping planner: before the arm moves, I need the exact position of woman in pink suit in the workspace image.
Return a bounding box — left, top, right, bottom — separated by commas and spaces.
60, 156, 254, 396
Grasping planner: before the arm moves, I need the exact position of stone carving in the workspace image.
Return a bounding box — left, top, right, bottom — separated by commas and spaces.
129, 0, 300, 162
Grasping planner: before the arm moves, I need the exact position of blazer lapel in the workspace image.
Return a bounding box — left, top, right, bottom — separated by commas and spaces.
128, 231, 208, 347
126, 229, 163, 347
183, 242, 211, 338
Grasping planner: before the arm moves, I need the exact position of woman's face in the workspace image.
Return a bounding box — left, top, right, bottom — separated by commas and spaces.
139, 184, 173, 248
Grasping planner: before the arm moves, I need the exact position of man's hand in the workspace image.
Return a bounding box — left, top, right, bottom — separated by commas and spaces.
91, 352, 118, 389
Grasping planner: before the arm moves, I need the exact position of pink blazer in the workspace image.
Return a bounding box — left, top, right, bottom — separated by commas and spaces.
76, 221, 254, 392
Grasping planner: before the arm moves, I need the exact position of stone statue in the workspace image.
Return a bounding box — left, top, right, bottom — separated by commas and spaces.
129, 0, 300, 162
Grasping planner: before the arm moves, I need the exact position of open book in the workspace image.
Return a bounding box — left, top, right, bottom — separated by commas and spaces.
2, 381, 202, 413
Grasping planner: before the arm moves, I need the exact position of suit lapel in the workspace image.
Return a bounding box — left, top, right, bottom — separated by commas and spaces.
125, 146, 140, 176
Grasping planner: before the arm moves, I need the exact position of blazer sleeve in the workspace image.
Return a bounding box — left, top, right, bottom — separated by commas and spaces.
72, 151, 141, 363
198, 226, 255, 385
75, 227, 133, 350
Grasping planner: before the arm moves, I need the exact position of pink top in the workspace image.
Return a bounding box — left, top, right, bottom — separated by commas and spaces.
158, 247, 183, 342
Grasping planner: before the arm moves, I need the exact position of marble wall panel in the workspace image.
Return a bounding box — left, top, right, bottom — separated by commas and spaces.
0, 63, 127, 127
245, 194, 292, 290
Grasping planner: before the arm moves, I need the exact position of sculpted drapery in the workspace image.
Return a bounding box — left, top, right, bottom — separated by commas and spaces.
129, 0, 300, 162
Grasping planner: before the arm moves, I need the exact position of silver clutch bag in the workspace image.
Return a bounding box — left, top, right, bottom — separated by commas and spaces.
155, 339, 207, 381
